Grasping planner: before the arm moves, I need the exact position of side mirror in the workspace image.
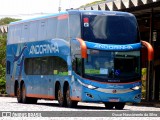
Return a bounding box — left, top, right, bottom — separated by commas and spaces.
141, 40, 154, 61
76, 38, 87, 59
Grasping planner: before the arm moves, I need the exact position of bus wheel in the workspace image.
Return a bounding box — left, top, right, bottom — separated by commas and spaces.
115, 102, 125, 110
57, 85, 65, 107
21, 83, 29, 104
16, 86, 22, 103
66, 86, 78, 108
104, 102, 114, 109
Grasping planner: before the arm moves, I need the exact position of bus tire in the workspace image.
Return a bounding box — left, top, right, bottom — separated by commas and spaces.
104, 102, 114, 109
57, 85, 65, 107
21, 83, 29, 104
66, 86, 78, 108
115, 102, 125, 110
16, 85, 22, 103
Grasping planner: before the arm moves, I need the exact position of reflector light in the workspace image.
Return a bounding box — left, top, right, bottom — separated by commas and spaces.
83, 18, 89, 23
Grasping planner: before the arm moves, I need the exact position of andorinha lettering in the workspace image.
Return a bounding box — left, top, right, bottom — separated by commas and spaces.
94, 44, 133, 50
29, 43, 59, 55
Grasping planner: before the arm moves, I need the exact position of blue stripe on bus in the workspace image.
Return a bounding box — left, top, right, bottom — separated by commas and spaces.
85, 41, 141, 51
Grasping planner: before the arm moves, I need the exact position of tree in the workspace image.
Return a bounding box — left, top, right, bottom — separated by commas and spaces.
0, 17, 20, 25
0, 35, 6, 94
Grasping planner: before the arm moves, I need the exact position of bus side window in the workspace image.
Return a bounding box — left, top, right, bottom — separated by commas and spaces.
29, 22, 38, 42
52, 56, 68, 75
72, 55, 82, 75
21, 23, 29, 43
33, 58, 41, 75
47, 17, 57, 39
69, 14, 81, 39
56, 15, 69, 40
24, 58, 33, 75
38, 20, 47, 41
76, 58, 82, 75
6, 61, 11, 74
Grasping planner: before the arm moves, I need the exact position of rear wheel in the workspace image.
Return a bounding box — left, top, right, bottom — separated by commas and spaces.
57, 85, 65, 107
21, 83, 29, 104
66, 86, 78, 108
16, 85, 22, 103
104, 102, 114, 109
115, 102, 125, 110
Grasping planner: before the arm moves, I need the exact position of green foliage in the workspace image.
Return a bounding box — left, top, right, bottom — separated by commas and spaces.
141, 68, 147, 99
0, 17, 20, 94
0, 35, 6, 66
80, 0, 106, 8
0, 64, 6, 94
0, 33, 6, 94
0, 17, 21, 25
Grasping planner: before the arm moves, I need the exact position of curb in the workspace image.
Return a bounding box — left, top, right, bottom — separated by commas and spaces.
0, 94, 10, 97
129, 102, 160, 108
0, 95, 159, 107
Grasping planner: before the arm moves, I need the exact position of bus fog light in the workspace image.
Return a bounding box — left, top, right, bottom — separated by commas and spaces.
134, 94, 141, 99
86, 93, 93, 98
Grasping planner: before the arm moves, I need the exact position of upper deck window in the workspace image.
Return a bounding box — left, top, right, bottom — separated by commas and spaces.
82, 15, 139, 44
56, 14, 69, 40
69, 14, 81, 39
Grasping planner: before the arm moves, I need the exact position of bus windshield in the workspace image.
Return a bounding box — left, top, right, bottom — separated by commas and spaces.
82, 15, 139, 44
84, 49, 140, 83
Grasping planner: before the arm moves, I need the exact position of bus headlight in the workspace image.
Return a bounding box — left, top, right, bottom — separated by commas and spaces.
87, 85, 97, 89
77, 79, 97, 89
131, 86, 141, 90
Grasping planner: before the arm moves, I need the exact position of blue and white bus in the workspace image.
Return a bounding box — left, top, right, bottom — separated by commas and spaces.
6, 10, 153, 109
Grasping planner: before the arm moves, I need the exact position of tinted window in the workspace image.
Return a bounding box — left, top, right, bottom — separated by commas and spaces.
25, 59, 33, 75
6, 61, 11, 74
56, 15, 69, 40
38, 20, 47, 41
84, 50, 140, 83
8, 26, 15, 44
82, 15, 139, 44
47, 17, 57, 39
25, 56, 68, 75
29, 22, 38, 41
69, 14, 81, 39
14, 24, 22, 43
21, 23, 29, 42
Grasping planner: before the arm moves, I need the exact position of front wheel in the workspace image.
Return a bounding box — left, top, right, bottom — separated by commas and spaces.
115, 102, 125, 110
66, 86, 78, 108
104, 102, 114, 109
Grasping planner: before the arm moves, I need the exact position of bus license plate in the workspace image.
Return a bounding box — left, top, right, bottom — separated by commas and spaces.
109, 98, 120, 102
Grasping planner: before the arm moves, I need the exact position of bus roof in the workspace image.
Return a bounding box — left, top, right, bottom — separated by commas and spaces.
9, 10, 134, 25
9, 11, 68, 25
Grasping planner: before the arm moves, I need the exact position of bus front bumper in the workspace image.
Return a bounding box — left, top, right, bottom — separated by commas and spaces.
81, 86, 141, 103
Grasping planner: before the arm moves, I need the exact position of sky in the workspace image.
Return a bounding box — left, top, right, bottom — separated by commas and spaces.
0, 0, 97, 19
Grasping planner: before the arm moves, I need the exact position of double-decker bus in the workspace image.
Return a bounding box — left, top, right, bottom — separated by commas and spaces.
6, 10, 153, 109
